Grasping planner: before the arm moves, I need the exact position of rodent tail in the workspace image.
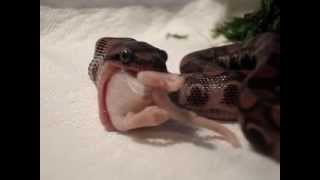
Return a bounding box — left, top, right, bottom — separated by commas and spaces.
188, 115, 241, 148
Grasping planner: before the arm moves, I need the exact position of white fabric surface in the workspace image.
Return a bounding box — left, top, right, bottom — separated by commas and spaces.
40, 0, 280, 180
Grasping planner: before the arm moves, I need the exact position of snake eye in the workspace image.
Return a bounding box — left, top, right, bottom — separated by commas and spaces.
120, 49, 133, 64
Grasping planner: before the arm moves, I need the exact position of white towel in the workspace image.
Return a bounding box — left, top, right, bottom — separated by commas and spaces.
40, 0, 280, 180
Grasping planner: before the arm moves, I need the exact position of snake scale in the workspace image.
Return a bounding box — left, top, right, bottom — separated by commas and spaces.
174, 32, 280, 161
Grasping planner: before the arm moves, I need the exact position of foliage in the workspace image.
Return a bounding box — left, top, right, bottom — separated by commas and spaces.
213, 0, 280, 41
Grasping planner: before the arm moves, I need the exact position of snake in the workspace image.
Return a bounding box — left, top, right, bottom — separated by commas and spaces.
88, 33, 280, 159
173, 32, 280, 161
88, 37, 244, 147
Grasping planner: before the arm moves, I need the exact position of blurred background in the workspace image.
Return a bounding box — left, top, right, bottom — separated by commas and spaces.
40, 0, 279, 180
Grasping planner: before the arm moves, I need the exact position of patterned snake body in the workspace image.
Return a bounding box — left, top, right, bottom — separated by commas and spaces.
88, 33, 280, 160
174, 32, 280, 161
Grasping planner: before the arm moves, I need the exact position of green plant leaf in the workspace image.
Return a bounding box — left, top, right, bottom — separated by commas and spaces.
213, 0, 280, 41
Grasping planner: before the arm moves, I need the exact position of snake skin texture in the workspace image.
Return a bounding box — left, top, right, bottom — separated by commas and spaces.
88, 37, 168, 85
238, 33, 280, 162
169, 71, 244, 122
88, 33, 280, 161
175, 32, 280, 162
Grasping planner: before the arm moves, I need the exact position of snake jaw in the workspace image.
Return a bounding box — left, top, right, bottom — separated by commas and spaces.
96, 62, 119, 131
93, 60, 146, 131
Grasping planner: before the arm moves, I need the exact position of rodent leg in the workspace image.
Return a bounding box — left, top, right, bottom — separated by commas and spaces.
112, 106, 170, 131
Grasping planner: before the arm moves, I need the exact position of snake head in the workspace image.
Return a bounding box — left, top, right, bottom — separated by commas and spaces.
88, 37, 168, 83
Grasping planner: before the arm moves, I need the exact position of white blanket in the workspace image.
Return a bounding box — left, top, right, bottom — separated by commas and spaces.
40, 0, 280, 180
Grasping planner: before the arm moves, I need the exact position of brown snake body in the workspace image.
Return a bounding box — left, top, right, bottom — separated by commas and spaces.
174, 32, 280, 161
88, 32, 280, 159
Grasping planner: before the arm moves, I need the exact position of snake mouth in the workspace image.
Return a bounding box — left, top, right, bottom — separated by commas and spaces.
96, 62, 147, 131
96, 63, 118, 131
